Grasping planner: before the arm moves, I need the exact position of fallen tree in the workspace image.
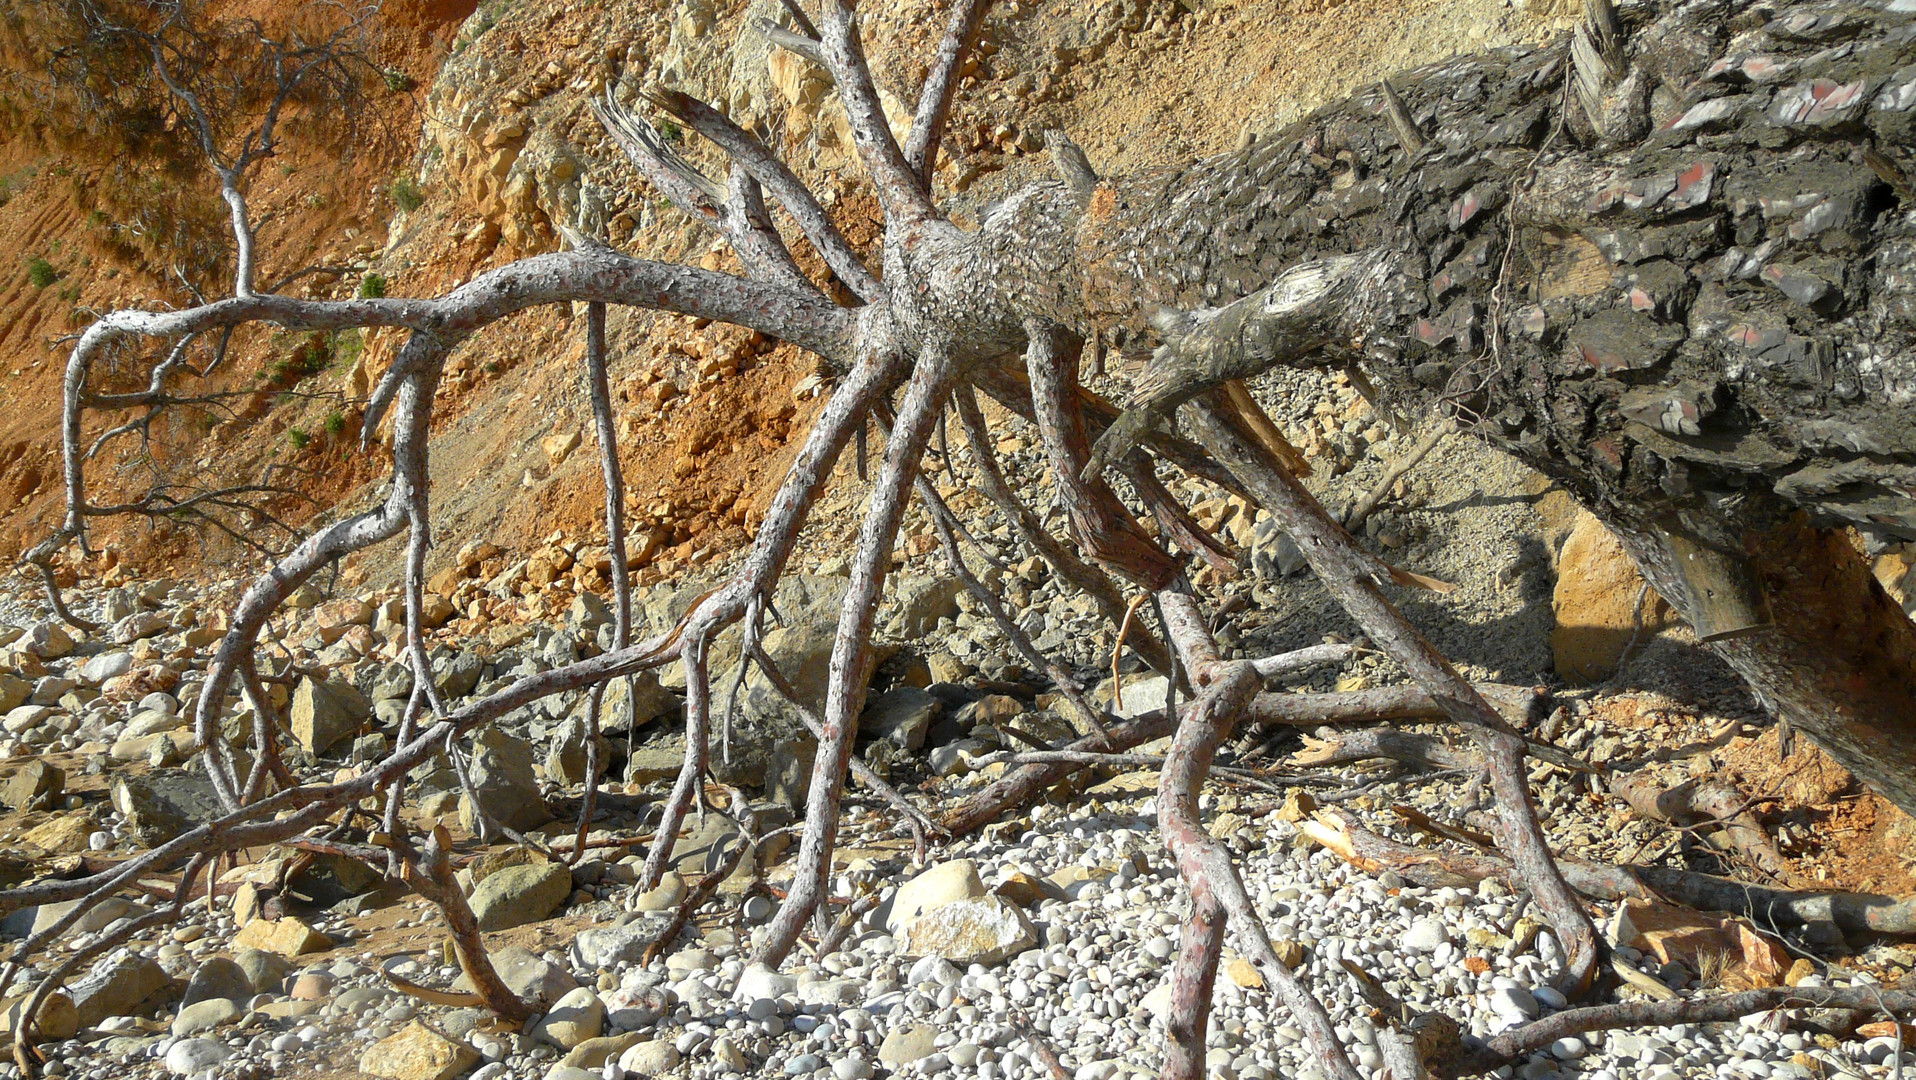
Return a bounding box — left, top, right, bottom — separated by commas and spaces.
6, 0, 1916, 1077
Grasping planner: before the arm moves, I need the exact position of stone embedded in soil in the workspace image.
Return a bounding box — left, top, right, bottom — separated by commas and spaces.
360, 1021, 480, 1080
469, 861, 572, 931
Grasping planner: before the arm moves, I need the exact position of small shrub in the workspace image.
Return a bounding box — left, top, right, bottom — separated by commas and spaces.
358, 273, 388, 299
659, 120, 685, 144
332, 329, 364, 370
323, 411, 346, 435
287, 428, 310, 449
389, 176, 424, 213
26, 258, 56, 289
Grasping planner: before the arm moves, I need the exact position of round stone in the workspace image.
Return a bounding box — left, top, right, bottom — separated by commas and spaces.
163, 1038, 229, 1076
831, 1058, 872, 1080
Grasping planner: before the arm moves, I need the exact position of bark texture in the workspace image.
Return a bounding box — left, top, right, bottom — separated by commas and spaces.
1067, 0, 1916, 814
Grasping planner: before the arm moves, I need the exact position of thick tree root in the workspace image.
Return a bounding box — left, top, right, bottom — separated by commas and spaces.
1300, 807, 1916, 936
1182, 394, 1602, 996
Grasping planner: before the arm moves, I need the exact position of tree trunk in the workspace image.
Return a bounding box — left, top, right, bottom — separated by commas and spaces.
1058, 0, 1916, 816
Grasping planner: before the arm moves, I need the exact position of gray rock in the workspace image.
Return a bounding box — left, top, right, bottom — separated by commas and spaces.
469, 862, 572, 931
75, 652, 132, 686
860, 687, 939, 752
886, 575, 962, 637
110, 772, 222, 847
170, 997, 241, 1037
70, 952, 171, 1026
544, 714, 609, 787
163, 1038, 229, 1076
289, 676, 371, 756
571, 919, 661, 970
459, 727, 554, 834
233, 948, 291, 995
180, 956, 253, 1008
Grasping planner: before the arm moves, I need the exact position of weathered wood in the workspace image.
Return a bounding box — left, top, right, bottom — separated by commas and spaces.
1055, 0, 1916, 819
1300, 807, 1916, 936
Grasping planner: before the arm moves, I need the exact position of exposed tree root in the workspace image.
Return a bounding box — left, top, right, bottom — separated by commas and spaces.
1300, 807, 1916, 936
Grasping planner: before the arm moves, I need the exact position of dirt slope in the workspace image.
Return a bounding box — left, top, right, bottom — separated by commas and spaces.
0, 0, 1582, 587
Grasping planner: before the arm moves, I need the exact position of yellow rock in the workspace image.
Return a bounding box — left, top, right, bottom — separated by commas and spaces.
1551, 509, 1673, 683
20, 814, 95, 854
0, 991, 78, 1041
1224, 958, 1263, 989
232, 916, 331, 957
992, 872, 1064, 908
361, 1022, 479, 1080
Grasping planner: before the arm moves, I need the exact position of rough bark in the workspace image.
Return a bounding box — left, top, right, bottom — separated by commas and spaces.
1063, 0, 1916, 817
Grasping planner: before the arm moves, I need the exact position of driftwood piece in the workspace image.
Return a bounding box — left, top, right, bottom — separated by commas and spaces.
1607, 772, 1790, 879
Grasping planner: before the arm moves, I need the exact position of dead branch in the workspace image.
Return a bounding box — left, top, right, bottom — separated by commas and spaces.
1299, 807, 1916, 936
1607, 772, 1790, 880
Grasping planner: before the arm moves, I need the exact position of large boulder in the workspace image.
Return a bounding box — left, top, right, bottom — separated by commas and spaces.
469, 862, 572, 931
1551, 510, 1675, 684
3, 761, 63, 812
860, 687, 939, 752
289, 676, 372, 755
885, 860, 986, 933
70, 952, 171, 1026
895, 896, 1037, 966
110, 772, 222, 847
459, 727, 553, 834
